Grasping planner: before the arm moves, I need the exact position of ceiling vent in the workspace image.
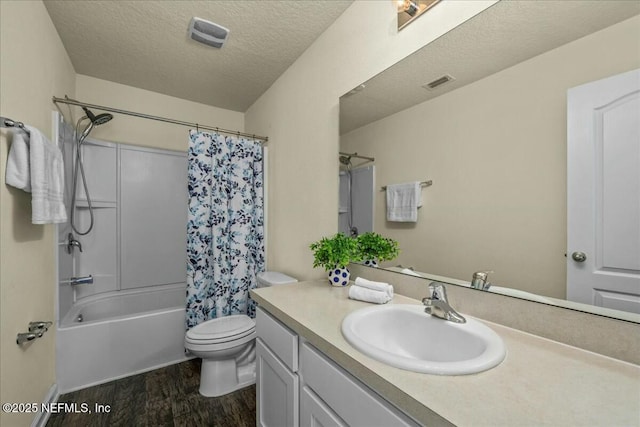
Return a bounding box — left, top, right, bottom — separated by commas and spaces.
188, 17, 229, 49
422, 74, 455, 91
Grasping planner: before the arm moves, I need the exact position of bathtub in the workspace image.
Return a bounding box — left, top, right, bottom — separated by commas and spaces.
56, 284, 192, 393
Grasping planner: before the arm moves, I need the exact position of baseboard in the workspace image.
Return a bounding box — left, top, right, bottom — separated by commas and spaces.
31, 383, 59, 427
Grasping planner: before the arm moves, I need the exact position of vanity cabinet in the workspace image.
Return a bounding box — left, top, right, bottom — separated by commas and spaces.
256, 307, 419, 427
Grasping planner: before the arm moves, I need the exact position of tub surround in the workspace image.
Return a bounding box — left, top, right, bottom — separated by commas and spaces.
251, 280, 640, 426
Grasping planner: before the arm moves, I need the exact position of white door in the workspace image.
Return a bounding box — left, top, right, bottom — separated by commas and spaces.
567, 68, 640, 314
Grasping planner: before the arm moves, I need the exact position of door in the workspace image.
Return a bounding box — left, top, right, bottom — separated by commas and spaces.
567, 68, 640, 314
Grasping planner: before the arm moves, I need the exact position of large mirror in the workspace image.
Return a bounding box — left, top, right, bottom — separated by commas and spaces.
339, 0, 640, 322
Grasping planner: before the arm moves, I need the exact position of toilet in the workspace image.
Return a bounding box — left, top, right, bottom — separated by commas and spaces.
185, 271, 297, 397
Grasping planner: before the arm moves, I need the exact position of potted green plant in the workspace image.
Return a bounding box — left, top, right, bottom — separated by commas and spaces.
356, 232, 399, 268
310, 233, 360, 286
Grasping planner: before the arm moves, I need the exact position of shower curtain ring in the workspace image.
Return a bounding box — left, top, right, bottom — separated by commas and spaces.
196, 123, 199, 132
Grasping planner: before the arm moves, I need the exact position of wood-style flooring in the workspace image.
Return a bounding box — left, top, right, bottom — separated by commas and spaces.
46, 359, 256, 427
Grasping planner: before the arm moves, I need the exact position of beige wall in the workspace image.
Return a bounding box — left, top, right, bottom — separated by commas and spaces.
341, 15, 640, 299
1, 4, 244, 424
75, 75, 244, 151
245, 0, 496, 281
0, 1, 76, 425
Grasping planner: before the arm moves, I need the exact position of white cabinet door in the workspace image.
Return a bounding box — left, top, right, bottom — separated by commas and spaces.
567, 68, 640, 314
300, 386, 347, 427
256, 338, 299, 427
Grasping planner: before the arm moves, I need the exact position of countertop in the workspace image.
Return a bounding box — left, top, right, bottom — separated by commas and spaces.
251, 280, 640, 427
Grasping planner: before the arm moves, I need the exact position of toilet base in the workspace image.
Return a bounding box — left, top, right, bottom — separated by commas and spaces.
199, 358, 256, 397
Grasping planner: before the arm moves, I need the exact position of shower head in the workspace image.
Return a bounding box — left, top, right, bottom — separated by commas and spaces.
82, 107, 113, 126
339, 155, 352, 166
77, 107, 113, 145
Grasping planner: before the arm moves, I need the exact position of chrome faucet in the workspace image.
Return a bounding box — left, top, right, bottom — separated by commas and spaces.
470, 270, 493, 290
422, 282, 466, 324
69, 275, 93, 286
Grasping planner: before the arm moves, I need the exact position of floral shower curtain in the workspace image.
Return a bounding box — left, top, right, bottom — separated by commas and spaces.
186, 130, 265, 329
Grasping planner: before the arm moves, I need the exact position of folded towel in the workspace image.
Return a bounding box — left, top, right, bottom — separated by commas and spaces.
386, 182, 421, 222
5, 129, 32, 191
348, 277, 394, 304
28, 126, 67, 224
6, 126, 68, 224
354, 277, 394, 299
348, 285, 392, 304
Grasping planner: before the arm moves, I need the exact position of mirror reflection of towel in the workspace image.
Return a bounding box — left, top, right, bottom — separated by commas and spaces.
386, 182, 421, 222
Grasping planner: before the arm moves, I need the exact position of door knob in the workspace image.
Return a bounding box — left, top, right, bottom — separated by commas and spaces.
571, 251, 587, 262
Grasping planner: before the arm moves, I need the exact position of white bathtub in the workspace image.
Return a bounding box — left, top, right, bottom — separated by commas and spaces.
56, 284, 192, 393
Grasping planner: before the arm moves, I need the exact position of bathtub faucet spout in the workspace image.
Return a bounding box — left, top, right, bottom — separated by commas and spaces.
69, 275, 93, 286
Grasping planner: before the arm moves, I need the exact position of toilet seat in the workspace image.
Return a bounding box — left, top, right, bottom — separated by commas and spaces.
186, 315, 256, 345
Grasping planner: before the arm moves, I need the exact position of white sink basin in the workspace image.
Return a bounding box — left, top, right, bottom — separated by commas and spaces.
341, 304, 506, 375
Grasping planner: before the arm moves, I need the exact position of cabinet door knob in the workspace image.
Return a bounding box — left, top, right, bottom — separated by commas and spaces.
571, 251, 587, 262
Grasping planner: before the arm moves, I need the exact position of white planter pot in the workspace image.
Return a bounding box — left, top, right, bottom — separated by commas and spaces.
328, 266, 350, 287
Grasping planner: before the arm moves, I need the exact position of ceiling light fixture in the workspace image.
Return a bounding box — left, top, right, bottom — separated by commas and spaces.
397, 0, 421, 17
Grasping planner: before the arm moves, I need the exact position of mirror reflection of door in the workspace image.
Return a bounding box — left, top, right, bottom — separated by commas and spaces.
567, 69, 640, 314
339, 165, 375, 236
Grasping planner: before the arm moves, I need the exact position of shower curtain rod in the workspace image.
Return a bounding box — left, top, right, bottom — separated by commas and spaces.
339, 151, 375, 162
52, 96, 268, 143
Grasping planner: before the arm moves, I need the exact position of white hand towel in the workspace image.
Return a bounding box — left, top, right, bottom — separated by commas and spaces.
5, 129, 32, 191
386, 182, 421, 222
348, 285, 392, 304
27, 126, 67, 224
354, 277, 394, 299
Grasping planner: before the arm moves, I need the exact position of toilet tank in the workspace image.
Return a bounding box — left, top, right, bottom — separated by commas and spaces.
257, 271, 298, 288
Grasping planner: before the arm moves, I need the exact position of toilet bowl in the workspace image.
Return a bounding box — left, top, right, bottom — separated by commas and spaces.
185, 271, 297, 397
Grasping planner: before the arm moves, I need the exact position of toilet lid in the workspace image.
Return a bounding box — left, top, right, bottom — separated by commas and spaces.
186, 315, 255, 341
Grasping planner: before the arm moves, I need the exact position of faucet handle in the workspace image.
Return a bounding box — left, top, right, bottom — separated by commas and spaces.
428, 281, 448, 301
471, 270, 493, 290
66, 233, 83, 253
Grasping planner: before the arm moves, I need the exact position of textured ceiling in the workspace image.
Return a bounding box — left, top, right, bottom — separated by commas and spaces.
44, 0, 353, 112
340, 0, 640, 134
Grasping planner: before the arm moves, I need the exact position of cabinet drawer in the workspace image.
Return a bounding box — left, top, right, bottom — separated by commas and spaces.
256, 307, 298, 372
300, 342, 419, 427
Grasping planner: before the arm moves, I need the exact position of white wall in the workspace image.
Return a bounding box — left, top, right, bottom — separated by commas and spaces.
0, 1, 76, 425
245, 0, 496, 281
341, 15, 640, 298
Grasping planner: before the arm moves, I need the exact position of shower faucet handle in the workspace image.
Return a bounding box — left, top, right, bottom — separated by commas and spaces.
66, 233, 83, 253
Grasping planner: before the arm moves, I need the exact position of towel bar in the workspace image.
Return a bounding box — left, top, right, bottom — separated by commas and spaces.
381, 180, 432, 191
1, 116, 30, 135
